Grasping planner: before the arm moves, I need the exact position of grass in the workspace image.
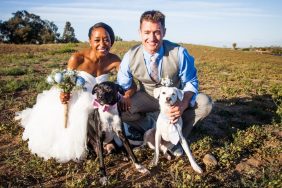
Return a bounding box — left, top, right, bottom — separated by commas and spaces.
0, 42, 281, 187
0, 67, 28, 76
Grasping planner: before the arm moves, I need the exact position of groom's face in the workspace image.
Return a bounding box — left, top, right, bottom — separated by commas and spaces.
139, 20, 166, 55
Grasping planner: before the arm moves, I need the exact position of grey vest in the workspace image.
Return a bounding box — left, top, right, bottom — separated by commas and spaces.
128, 40, 180, 97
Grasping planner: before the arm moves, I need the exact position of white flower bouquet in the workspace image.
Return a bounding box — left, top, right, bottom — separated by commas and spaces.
47, 69, 86, 128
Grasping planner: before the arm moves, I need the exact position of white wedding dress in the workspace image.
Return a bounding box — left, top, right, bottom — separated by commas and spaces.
16, 71, 109, 163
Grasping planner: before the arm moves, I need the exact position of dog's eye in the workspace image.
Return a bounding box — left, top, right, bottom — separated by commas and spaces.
162, 92, 166, 94
172, 93, 176, 96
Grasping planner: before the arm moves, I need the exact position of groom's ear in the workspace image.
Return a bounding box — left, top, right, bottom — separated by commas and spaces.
92, 84, 99, 95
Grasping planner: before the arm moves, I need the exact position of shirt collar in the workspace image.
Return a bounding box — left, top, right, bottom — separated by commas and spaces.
142, 45, 164, 63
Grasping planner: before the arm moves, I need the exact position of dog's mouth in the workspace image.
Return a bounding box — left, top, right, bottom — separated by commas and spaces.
96, 94, 120, 106
93, 98, 118, 112
98, 101, 106, 106
98, 100, 115, 106
164, 102, 174, 107
165, 97, 175, 105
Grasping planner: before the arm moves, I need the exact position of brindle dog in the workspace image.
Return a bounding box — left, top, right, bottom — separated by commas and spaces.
87, 81, 148, 185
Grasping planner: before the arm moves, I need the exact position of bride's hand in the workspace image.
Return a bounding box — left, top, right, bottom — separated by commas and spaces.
60, 92, 70, 104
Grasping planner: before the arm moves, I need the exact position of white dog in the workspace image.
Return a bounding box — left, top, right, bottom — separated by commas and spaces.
149, 86, 203, 174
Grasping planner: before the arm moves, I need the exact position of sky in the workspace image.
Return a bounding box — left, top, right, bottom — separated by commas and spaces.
0, 0, 281, 48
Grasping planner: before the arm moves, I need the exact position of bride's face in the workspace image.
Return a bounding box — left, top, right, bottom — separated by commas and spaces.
89, 27, 112, 57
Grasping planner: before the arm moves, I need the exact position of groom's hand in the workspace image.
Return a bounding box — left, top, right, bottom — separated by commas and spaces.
167, 91, 192, 124
167, 101, 185, 124
119, 84, 136, 112
119, 95, 131, 112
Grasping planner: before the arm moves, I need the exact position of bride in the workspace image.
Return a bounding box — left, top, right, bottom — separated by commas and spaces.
16, 23, 121, 163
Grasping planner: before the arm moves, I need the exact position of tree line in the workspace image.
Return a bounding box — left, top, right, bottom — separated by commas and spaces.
0, 10, 123, 44
0, 10, 78, 44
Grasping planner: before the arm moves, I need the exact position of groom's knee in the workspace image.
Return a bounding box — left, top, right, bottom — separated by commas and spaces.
121, 111, 142, 122
196, 93, 213, 118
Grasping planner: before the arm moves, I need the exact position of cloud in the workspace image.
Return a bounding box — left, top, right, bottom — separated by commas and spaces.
1, 0, 274, 24
31, 7, 140, 22
1, 0, 281, 46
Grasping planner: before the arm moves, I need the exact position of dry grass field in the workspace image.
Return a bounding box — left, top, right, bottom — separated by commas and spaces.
0, 42, 281, 187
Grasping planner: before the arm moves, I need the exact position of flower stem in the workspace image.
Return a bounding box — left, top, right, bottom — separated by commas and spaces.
64, 103, 69, 128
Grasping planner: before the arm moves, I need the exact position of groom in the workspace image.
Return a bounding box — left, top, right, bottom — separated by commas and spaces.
118, 10, 213, 155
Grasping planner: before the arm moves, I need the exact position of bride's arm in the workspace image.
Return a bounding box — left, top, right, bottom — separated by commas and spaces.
67, 53, 84, 70
60, 53, 84, 104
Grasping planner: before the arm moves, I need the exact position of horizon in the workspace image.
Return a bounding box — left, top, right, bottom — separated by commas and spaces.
0, 0, 281, 48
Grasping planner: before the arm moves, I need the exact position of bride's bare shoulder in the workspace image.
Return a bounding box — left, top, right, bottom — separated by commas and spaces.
68, 50, 90, 69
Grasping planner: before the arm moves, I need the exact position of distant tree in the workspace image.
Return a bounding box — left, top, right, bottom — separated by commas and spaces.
232, 42, 237, 50
61, 21, 78, 43
40, 20, 60, 43
0, 10, 60, 44
0, 20, 4, 43
115, 35, 123, 41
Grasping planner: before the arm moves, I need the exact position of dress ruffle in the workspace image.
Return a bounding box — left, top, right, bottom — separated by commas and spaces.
16, 71, 108, 163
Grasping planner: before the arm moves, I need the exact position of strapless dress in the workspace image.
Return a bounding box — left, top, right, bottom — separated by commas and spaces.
15, 71, 109, 163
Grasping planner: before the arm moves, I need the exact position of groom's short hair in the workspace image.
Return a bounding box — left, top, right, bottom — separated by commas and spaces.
140, 10, 165, 28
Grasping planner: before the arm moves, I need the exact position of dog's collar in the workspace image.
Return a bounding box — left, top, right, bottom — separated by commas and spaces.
92, 99, 117, 112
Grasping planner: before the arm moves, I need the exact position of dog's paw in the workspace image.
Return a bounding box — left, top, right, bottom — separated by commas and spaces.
135, 163, 150, 174
192, 164, 203, 174
164, 153, 172, 161
150, 157, 158, 167
122, 156, 129, 162
99, 176, 108, 185
104, 143, 116, 155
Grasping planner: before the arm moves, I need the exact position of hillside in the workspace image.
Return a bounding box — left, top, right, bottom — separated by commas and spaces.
0, 42, 281, 187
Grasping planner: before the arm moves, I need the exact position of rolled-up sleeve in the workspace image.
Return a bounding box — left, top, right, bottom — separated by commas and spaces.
178, 47, 199, 106
117, 52, 133, 90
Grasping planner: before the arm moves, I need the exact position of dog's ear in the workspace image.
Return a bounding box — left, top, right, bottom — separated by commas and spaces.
116, 84, 125, 95
176, 88, 184, 101
92, 84, 99, 95
153, 87, 162, 99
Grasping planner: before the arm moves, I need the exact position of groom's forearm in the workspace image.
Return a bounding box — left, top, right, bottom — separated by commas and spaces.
124, 81, 137, 98
181, 91, 194, 110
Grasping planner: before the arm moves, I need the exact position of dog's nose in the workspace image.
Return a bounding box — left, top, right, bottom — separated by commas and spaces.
166, 97, 171, 102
